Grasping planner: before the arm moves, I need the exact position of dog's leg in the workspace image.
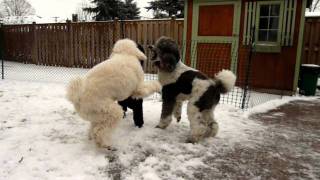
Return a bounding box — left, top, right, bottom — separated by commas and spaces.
91, 100, 123, 149
173, 101, 183, 122
118, 100, 128, 118
132, 99, 144, 128
132, 81, 161, 99
202, 108, 219, 138
186, 102, 208, 143
156, 100, 175, 129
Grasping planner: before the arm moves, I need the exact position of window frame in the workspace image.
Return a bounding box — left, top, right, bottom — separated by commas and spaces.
255, 0, 284, 53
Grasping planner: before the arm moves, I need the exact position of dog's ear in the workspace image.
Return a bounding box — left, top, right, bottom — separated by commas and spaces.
160, 53, 179, 72
133, 48, 147, 61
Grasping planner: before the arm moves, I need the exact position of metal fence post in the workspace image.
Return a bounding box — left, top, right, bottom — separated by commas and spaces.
31, 22, 38, 65
0, 23, 4, 79
170, 15, 176, 39
113, 17, 120, 43
241, 26, 255, 109
119, 18, 125, 39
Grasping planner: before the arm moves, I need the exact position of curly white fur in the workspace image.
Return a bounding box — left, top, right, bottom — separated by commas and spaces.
215, 70, 236, 93
66, 39, 161, 148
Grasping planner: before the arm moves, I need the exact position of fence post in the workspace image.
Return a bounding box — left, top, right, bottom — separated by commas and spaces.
31, 22, 38, 65
113, 17, 120, 43
241, 26, 255, 109
0, 23, 4, 79
170, 15, 176, 39
66, 20, 73, 67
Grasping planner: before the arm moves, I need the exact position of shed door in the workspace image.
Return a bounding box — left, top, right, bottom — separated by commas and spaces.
191, 1, 241, 77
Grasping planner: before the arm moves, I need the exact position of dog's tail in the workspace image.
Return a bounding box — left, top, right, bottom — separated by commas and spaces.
214, 70, 236, 94
66, 77, 83, 105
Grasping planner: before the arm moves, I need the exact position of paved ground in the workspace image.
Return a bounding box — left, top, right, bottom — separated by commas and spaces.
213, 98, 320, 180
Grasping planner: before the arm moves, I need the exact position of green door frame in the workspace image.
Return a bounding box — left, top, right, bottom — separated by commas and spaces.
191, 0, 242, 73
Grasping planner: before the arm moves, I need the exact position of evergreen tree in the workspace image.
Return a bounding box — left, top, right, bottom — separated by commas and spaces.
146, 0, 184, 19
84, 0, 140, 21
119, 0, 140, 20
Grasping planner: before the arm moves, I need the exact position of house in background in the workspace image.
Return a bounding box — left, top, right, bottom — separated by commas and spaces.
183, 0, 313, 94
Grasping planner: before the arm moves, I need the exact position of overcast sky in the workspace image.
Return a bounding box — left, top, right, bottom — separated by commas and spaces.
27, 0, 153, 20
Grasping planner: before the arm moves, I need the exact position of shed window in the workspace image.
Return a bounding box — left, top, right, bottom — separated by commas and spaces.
255, 1, 283, 53
258, 4, 280, 42
243, 0, 297, 49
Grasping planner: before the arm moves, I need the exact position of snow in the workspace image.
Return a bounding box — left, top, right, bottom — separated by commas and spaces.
1, 62, 319, 179
245, 96, 319, 118
0, 79, 267, 179
306, 11, 320, 17
301, 64, 320, 68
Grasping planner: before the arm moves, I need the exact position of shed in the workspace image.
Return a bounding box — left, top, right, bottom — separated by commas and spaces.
183, 0, 313, 94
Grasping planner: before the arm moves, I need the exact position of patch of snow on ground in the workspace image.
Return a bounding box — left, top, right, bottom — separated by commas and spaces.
244, 96, 319, 118
0, 80, 268, 179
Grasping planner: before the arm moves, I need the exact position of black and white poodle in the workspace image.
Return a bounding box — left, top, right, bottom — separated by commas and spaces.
149, 36, 236, 143
118, 44, 145, 128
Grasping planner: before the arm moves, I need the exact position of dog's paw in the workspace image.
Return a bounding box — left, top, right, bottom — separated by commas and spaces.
155, 124, 167, 129
176, 116, 181, 123
185, 137, 197, 144
135, 124, 143, 128
104, 146, 117, 151
186, 136, 201, 144
152, 81, 162, 92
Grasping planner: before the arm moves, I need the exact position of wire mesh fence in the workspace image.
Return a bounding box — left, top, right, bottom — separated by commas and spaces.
0, 39, 252, 109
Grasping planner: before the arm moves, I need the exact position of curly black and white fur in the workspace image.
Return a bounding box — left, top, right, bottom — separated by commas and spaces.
150, 36, 236, 143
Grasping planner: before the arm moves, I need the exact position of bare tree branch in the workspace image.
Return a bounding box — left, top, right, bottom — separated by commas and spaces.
310, 0, 320, 12
0, 0, 35, 17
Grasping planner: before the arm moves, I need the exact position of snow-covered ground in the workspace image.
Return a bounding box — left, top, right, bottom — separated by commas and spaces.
1, 79, 318, 179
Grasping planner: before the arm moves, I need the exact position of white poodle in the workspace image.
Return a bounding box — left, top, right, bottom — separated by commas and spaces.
66, 39, 161, 148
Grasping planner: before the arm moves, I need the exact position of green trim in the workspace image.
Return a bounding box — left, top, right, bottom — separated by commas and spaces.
282, 0, 288, 45
290, 0, 297, 46
281, 0, 297, 46
293, 0, 307, 92
286, 0, 293, 45
255, 44, 281, 53
255, 0, 284, 52
243, 2, 248, 45
191, 0, 241, 73
247, 2, 252, 45
251, 2, 257, 36
182, 0, 188, 63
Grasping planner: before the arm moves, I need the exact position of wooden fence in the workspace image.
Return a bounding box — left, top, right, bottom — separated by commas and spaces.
302, 16, 320, 65
1, 18, 184, 73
